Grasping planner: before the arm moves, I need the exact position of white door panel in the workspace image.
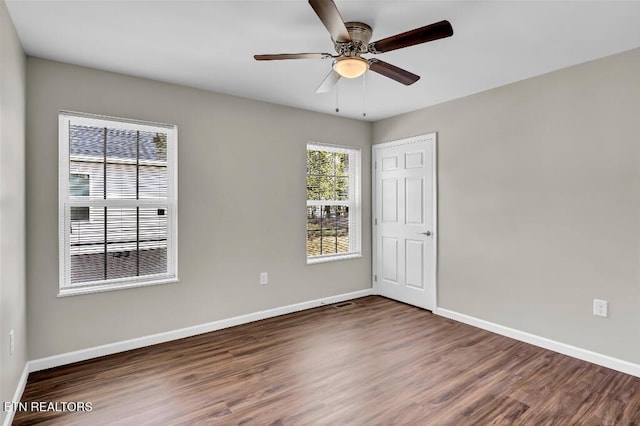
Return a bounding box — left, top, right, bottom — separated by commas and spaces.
373, 134, 436, 310
382, 155, 399, 171
405, 151, 424, 169
382, 237, 399, 283
405, 177, 424, 225
405, 239, 424, 289
382, 179, 398, 223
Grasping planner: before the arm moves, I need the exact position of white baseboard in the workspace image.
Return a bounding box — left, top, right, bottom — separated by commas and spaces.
29, 288, 373, 373
2, 363, 29, 426
435, 307, 640, 378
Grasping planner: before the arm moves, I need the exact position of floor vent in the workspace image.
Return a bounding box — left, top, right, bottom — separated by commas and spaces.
333, 301, 355, 309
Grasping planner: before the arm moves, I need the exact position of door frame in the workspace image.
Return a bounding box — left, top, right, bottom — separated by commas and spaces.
371, 133, 438, 310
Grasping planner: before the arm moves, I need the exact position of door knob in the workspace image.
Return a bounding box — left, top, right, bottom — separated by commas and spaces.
419, 231, 432, 236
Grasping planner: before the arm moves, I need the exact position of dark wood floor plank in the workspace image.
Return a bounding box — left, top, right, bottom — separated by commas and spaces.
13, 296, 640, 425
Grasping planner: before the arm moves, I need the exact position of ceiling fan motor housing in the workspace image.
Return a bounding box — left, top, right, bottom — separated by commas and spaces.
335, 21, 373, 55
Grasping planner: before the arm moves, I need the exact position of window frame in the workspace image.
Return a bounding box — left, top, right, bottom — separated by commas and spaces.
58, 111, 178, 296
306, 142, 361, 264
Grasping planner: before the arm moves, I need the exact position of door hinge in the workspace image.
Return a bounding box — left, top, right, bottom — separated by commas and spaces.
375, 161, 377, 170
374, 274, 377, 282
374, 218, 377, 226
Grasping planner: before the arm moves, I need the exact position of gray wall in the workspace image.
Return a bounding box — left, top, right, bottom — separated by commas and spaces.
373, 47, 640, 364
0, 0, 27, 422
27, 58, 371, 359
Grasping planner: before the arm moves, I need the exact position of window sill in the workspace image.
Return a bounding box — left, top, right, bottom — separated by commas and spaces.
58, 277, 179, 297
307, 253, 362, 265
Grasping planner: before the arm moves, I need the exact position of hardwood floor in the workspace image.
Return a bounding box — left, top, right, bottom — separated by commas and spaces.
13, 296, 640, 425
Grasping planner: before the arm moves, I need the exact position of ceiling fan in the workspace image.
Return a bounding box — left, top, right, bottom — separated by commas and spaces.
254, 0, 454, 93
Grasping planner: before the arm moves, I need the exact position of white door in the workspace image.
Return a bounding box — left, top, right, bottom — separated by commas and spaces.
373, 134, 436, 310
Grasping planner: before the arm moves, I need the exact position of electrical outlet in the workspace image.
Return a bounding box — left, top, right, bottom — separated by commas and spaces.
260, 272, 268, 285
593, 299, 608, 318
9, 329, 15, 355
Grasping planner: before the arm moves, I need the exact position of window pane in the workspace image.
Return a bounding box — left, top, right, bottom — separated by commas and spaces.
70, 124, 104, 159
70, 206, 90, 222
69, 173, 90, 197
106, 128, 137, 199
69, 206, 169, 284
307, 206, 322, 257
336, 177, 349, 200
307, 149, 350, 202
70, 252, 106, 284
335, 206, 350, 253
71, 162, 103, 200
105, 207, 168, 280
336, 152, 349, 176
69, 127, 170, 201
321, 227, 338, 255
306, 205, 350, 257
306, 176, 321, 200
138, 207, 168, 258
307, 150, 327, 176
320, 151, 335, 175
140, 131, 167, 162
320, 176, 336, 200
139, 163, 168, 199
70, 206, 105, 284
69, 124, 103, 200
138, 131, 168, 199
137, 207, 168, 277
307, 175, 336, 201
106, 163, 138, 199
139, 247, 167, 277
106, 207, 138, 279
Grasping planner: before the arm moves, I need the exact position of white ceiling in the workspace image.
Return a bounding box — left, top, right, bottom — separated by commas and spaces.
6, 1, 640, 121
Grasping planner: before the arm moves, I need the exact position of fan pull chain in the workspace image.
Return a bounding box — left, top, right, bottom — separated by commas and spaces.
335, 80, 340, 113
362, 72, 367, 117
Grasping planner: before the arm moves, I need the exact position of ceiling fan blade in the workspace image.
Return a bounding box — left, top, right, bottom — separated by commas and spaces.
368, 20, 453, 53
254, 53, 334, 61
316, 70, 341, 93
368, 59, 420, 85
308, 0, 351, 43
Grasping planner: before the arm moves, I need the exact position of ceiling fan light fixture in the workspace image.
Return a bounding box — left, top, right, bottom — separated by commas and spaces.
333, 57, 369, 78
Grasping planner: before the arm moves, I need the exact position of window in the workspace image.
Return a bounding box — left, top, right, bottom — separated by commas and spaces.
59, 111, 178, 296
306, 143, 361, 263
